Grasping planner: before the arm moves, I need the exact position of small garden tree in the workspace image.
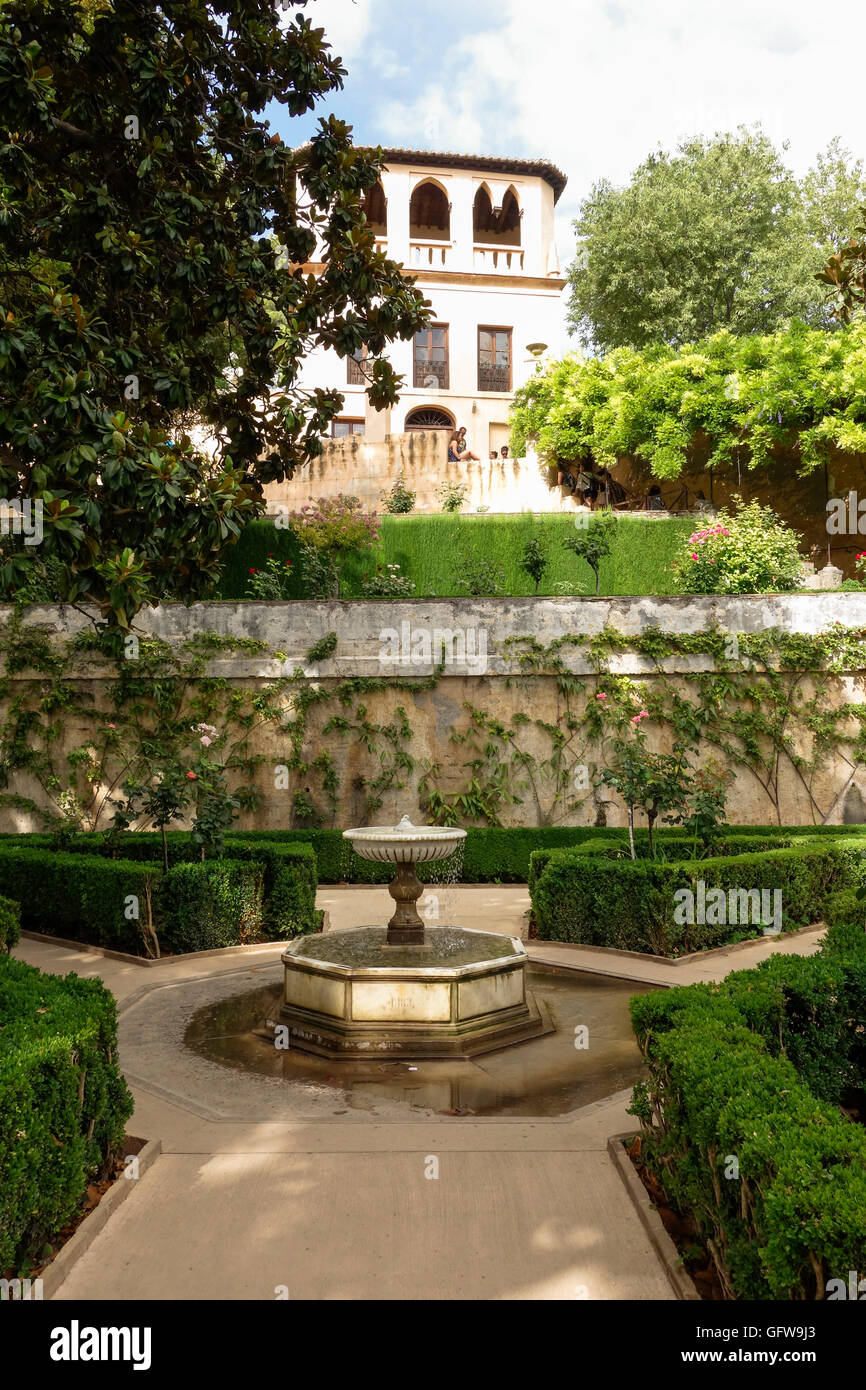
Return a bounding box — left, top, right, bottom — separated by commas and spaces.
519, 533, 549, 595
598, 719, 694, 859
287, 496, 380, 598
562, 510, 615, 594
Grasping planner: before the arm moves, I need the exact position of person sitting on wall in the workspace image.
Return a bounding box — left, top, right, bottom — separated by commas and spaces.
490, 449, 499, 460
644, 484, 666, 511
500, 445, 510, 459
455, 426, 480, 462
448, 430, 462, 463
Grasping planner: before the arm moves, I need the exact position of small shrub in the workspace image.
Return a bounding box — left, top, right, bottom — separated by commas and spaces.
674, 496, 804, 594
382, 473, 416, 514
437, 480, 467, 513
158, 860, 264, 954
455, 549, 507, 596
361, 562, 416, 597
0, 893, 20, 951
245, 555, 295, 599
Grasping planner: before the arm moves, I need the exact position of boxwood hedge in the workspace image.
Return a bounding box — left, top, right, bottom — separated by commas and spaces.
628, 923, 866, 1299
529, 835, 861, 956
0, 954, 133, 1271
0, 837, 318, 956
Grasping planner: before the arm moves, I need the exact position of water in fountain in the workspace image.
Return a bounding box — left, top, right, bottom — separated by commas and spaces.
424, 838, 465, 926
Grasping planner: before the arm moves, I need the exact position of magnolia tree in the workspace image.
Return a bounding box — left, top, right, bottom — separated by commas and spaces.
0, 1, 429, 628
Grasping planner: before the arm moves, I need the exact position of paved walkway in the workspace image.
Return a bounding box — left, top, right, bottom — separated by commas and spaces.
14, 887, 824, 1302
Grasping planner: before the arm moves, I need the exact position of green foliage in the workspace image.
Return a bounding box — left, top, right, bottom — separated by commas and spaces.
817, 202, 866, 323
245, 556, 296, 600
509, 320, 866, 482
437, 480, 467, 513
382, 473, 416, 514
0, 3, 428, 627
218, 513, 694, 599
360, 562, 416, 597
628, 928, 866, 1299
675, 497, 804, 594
0, 835, 318, 952
562, 509, 616, 594
529, 837, 857, 955
305, 631, 338, 663
0, 954, 133, 1271
568, 129, 866, 350
454, 549, 507, 597
0, 891, 20, 950
287, 497, 380, 598
157, 859, 264, 954
518, 532, 549, 595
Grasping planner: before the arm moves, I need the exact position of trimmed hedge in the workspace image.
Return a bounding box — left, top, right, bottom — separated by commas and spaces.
0, 839, 318, 955
0, 823, 862, 885
0, 892, 20, 951
529, 836, 861, 955
628, 927, 866, 1299
158, 860, 264, 954
0, 955, 133, 1271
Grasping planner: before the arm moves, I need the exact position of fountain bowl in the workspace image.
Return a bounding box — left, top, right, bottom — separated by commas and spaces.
342, 814, 466, 865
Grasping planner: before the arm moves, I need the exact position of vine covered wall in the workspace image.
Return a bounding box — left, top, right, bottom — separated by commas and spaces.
3, 596, 866, 836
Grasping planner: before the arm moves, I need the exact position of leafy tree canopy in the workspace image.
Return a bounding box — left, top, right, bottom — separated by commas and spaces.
0, 0, 429, 627
509, 320, 866, 481
567, 128, 866, 351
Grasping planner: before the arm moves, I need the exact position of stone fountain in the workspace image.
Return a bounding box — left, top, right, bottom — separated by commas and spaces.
279, 815, 551, 1059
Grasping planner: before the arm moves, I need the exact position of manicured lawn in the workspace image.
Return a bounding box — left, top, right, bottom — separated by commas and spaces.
217, 512, 694, 599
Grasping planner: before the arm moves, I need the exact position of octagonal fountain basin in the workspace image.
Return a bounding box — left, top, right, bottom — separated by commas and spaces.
279, 925, 551, 1060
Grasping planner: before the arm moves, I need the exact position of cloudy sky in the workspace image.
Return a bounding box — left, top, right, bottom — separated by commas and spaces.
273, 0, 866, 345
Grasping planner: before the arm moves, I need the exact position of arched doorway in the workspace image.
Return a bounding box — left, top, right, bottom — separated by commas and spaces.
405, 407, 454, 431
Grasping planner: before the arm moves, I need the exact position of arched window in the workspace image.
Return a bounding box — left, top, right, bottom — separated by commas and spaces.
404, 407, 455, 431
473, 185, 521, 246
362, 180, 387, 237
409, 180, 451, 242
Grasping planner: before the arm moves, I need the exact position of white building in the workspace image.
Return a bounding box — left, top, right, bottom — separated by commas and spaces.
296, 148, 567, 457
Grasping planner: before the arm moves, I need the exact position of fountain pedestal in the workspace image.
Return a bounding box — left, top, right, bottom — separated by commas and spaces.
277, 817, 552, 1060
386, 862, 425, 946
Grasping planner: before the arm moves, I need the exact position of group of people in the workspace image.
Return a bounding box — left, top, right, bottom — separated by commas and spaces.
448, 428, 513, 463
556, 459, 627, 509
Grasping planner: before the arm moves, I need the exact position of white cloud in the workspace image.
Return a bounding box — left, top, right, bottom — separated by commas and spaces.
293, 0, 374, 64
368, 0, 866, 282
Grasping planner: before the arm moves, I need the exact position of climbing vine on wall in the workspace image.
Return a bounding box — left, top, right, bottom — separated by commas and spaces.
2, 614, 866, 833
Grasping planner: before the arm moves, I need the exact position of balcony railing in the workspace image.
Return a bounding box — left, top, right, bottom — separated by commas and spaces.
409, 239, 452, 269
478, 363, 511, 393
414, 357, 449, 390
473, 244, 524, 273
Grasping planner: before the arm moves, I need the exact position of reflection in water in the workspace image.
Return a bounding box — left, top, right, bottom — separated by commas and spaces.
185, 967, 656, 1118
